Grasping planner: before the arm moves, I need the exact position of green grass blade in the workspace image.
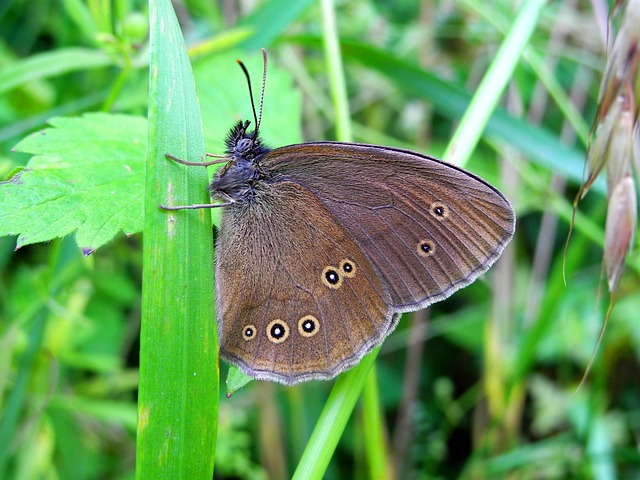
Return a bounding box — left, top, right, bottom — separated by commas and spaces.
292, 2, 387, 477
291, 36, 596, 189
460, 0, 591, 146
0, 238, 73, 476
321, 0, 352, 141
0, 48, 113, 96
362, 367, 389, 479
323, 0, 388, 472
0, 307, 47, 476
238, 0, 315, 49
292, 348, 379, 480
136, 0, 218, 478
442, 0, 547, 167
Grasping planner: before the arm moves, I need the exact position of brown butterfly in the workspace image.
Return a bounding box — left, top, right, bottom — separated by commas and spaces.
162, 50, 515, 385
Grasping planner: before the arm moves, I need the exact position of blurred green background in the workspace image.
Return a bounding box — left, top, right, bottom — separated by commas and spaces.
1, 0, 639, 479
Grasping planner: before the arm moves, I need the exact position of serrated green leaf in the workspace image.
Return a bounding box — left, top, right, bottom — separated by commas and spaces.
0, 55, 302, 253
1, 113, 146, 252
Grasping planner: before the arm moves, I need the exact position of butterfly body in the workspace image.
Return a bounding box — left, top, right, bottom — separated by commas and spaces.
209, 120, 270, 202
208, 121, 515, 385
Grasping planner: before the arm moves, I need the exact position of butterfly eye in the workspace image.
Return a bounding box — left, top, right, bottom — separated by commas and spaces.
236, 138, 253, 153
298, 315, 320, 337
267, 319, 290, 343
417, 239, 436, 257
322, 266, 343, 289
339, 259, 357, 278
429, 202, 450, 220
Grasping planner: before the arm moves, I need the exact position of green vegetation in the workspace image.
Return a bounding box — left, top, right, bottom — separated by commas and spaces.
1, 0, 639, 479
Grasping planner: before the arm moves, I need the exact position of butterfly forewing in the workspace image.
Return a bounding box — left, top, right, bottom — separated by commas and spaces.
262, 143, 515, 311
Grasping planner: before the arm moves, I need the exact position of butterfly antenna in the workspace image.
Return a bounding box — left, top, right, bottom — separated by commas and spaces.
237, 49, 268, 138
257, 48, 267, 133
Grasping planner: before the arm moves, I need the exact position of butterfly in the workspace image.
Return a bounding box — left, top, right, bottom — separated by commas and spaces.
162, 50, 515, 385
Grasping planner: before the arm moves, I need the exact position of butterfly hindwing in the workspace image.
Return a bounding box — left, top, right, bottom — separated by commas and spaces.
215, 180, 395, 385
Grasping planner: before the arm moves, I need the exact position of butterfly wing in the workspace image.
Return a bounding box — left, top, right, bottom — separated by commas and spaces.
215, 180, 396, 385
262, 142, 515, 312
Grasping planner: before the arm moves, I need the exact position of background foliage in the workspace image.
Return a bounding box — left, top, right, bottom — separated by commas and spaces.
1, 0, 639, 479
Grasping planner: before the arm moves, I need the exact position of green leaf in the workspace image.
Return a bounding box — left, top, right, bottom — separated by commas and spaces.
293, 348, 379, 480
0, 48, 113, 96
136, 0, 217, 477
237, 0, 316, 49
225, 366, 255, 396
1, 113, 146, 252
0, 53, 303, 253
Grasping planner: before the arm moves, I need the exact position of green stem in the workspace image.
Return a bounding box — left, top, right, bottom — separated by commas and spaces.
291, 2, 387, 478
321, 0, 352, 142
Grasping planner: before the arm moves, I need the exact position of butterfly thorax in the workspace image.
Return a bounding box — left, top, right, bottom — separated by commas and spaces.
209, 120, 272, 203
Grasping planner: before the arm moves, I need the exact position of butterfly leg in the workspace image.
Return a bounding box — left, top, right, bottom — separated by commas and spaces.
165, 152, 229, 167
159, 192, 235, 210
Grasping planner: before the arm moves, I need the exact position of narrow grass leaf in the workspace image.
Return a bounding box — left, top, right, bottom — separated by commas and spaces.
238, 0, 316, 49
0, 48, 113, 95
136, 0, 218, 478
291, 36, 593, 188
292, 348, 379, 480
443, 0, 547, 166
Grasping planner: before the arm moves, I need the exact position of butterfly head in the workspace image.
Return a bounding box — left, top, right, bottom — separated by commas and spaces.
211, 119, 270, 202
211, 51, 271, 203
224, 119, 270, 161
